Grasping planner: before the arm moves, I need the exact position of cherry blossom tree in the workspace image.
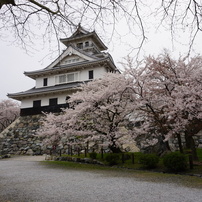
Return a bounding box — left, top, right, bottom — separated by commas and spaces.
0, 99, 20, 132
37, 112, 65, 149
125, 53, 202, 159
38, 73, 136, 153
38, 54, 202, 158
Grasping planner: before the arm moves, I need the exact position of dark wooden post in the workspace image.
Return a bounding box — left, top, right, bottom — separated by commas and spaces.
78, 147, 80, 157
189, 153, 194, 169
86, 141, 89, 154
122, 153, 125, 164
101, 147, 104, 159
131, 153, 135, 164
70, 146, 73, 156
185, 150, 194, 170
85, 148, 87, 157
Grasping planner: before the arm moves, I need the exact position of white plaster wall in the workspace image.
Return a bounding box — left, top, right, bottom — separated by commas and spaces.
80, 66, 107, 81
40, 94, 68, 106
48, 76, 55, 86
94, 66, 107, 79
35, 66, 107, 88
21, 98, 34, 108
21, 93, 73, 108
22, 66, 107, 108
35, 78, 42, 88
35, 76, 55, 88
58, 94, 68, 104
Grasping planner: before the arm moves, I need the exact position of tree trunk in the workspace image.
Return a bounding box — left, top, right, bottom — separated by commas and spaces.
164, 140, 171, 151
185, 133, 199, 161
109, 134, 121, 153
176, 133, 184, 153
109, 145, 121, 153
159, 135, 171, 154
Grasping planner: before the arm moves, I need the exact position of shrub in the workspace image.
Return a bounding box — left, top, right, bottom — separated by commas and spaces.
105, 153, 120, 166
163, 152, 187, 172
123, 153, 131, 161
196, 148, 202, 161
89, 152, 97, 159
139, 153, 159, 169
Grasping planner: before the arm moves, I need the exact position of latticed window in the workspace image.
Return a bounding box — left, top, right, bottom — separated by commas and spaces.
77, 42, 83, 49
85, 41, 89, 47
55, 72, 79, 84
59, 75, 66, 83
67, 73, 74, 82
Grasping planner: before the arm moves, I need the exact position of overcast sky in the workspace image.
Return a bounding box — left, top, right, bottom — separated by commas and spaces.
1, 21, 202, 102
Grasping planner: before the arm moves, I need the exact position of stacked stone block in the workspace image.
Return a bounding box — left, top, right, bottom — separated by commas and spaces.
0, 115, 43, 155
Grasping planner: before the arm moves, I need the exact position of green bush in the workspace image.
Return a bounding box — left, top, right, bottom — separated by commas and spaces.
163, 152, 187, 172
196, 148, 202, 161
123, 153, 131, 161
139, 153, 159, 169
105, 153, 120, 166
89, 152, 97, 159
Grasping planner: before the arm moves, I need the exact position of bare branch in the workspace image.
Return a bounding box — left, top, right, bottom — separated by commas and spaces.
28, 0, 58, 14
0, 0, 202, 57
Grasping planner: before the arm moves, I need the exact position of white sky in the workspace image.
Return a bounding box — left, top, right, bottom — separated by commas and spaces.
1, 9, 202, 101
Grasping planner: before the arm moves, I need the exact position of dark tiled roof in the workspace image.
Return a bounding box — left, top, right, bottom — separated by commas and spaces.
8, 82, 83, 100
60, 32, 107, 51
43, 44, 101, 71
24, 57, 117, 79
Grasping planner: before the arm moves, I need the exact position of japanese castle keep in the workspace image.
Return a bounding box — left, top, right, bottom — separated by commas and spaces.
8, 25, 118, 116
0, 25, 118, 155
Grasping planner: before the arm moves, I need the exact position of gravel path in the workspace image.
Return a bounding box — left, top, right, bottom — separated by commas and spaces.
0, 156, 201, 202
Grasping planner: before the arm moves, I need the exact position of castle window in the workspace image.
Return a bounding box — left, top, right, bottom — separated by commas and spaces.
43, 78, 48, 86
66, 96, 71, 102
66, 96, 71, 108
56, 72, 79, 84
77, 42, 83, 49
59, 74, 66, 83
67, 73, 74, 82
89, 70, 94, 79
65, 58, 79, 64
85, 41, 89, 47
33, 100, 41, 108
49, 98, 58, 106
67, 72, 78, 82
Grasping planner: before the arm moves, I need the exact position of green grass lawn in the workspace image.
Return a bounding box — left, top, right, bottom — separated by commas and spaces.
60, 149, 202, 172
40, 149, 202, 189
41, 158, 202, 189
197, 148, 202, 161
42, 148, 202, 181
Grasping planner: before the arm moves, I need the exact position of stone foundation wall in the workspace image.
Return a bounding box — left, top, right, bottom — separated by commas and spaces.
0, 115, 44, 155
0, 114, 201, 156
169, 133, 202, 151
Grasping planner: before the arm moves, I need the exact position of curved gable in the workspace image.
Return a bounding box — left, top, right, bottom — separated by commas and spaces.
45, 46, 95, 70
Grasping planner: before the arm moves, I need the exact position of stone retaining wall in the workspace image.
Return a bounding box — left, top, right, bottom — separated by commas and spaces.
0, 115, 44, 155
0, 114, 201, 156
169, 132, 202, 151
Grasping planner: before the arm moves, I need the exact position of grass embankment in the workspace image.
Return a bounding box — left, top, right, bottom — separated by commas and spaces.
41, 149, 202, 189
